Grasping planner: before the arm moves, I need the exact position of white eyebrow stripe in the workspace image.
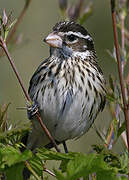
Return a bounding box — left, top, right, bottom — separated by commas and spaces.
64, 31, 92, 41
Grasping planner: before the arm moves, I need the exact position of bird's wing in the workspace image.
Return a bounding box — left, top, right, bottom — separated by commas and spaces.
28, 58, 50, 100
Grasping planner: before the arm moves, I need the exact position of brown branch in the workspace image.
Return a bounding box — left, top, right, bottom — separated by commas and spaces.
105, 122, 114, 148
120, 12, 126, 74
0, 37, 30, 100
0, 36, 61, 153
121, 15, 125, 51
7, 0, 32, 43
110, 0, 129, 150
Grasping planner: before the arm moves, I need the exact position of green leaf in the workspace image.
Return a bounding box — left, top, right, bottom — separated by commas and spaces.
117, 122, 125, 138
4, 28, 9, 42
5, 163, 24, 180
113, 117, 118, 138
109, 75, 115, 92
0, 145, 32, 170
37, 148, 74, 161
0, 122, 31, 145
59, 159, 69, 172
64, 153, 117, 180
36, 147, 129, 180
29, 155, 43, 176
118, 176, 129, 180
96, 170, 118, 180
107, 93, 116, 102
119, 151, 129, 174
54, 169, 66, 180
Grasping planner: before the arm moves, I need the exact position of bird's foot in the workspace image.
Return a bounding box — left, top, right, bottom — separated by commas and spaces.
27, 100, 39, 119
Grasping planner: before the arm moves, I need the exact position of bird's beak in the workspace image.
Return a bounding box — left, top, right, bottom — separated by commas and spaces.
44, 32, 62, 48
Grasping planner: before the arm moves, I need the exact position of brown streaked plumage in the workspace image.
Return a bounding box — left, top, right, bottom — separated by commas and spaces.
27, 21, 106, 151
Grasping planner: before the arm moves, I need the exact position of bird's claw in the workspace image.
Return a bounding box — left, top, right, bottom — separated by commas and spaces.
27, 100, 39, 119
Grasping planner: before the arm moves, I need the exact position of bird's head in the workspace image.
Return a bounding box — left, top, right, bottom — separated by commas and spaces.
44, 21, 95, 59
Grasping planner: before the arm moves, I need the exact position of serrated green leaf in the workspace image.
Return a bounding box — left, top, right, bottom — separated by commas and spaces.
0, 145, 32, 170
62, 152, 119, 180
66, 153, 94, 179
29, 155, 43, 176
36, 147, 129, 180
37, 148, 74, 161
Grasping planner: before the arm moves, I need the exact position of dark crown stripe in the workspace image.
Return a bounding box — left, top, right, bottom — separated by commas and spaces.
53, 21, 90, 37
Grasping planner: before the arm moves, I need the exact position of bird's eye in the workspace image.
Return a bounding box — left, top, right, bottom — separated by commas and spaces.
67, 34, 77, 42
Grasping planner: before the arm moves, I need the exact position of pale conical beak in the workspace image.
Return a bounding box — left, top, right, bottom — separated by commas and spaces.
44, 32, 62, 48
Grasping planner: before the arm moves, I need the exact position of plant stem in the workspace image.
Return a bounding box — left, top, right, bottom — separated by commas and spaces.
110, 0, 129, 150
25, 161, 40, 180
0, 36, 61, 153
7, 0, 32, 43
0, 36, 30, 100
43, 167, 56, 177
0, 0, 32, 57
121, 13, 125, 74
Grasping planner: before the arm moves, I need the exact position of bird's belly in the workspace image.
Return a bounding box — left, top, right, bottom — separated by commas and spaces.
36, 84, 96, 143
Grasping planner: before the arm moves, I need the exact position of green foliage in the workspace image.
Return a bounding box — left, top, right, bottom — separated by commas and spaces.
0, 144, 32, 180
0, 121, 128, 180
32, 147, 129, 180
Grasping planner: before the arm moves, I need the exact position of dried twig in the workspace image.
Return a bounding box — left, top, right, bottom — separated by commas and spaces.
110, 0, 129, 150
43, 167, 56, 178
0, 36, 60, 153
0, 0, 32, 57
7, 0, 32, 43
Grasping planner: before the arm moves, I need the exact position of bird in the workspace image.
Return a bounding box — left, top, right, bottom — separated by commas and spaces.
26, 21, 106, 152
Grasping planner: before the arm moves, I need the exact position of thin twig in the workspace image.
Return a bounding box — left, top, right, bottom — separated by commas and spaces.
0, 0, 32, 57
121, 15, 125, 52
7, 0, 32, 43
120, 9, 128, 148
44, 167, 56, 178
121, 13, 125, 74
0, 36, 61, 153
0, 37, 30, 100
110, 0, 129, 150
105, 122, 114, 149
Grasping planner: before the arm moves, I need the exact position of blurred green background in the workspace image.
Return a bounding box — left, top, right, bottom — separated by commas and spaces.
0, 0, 129, 158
